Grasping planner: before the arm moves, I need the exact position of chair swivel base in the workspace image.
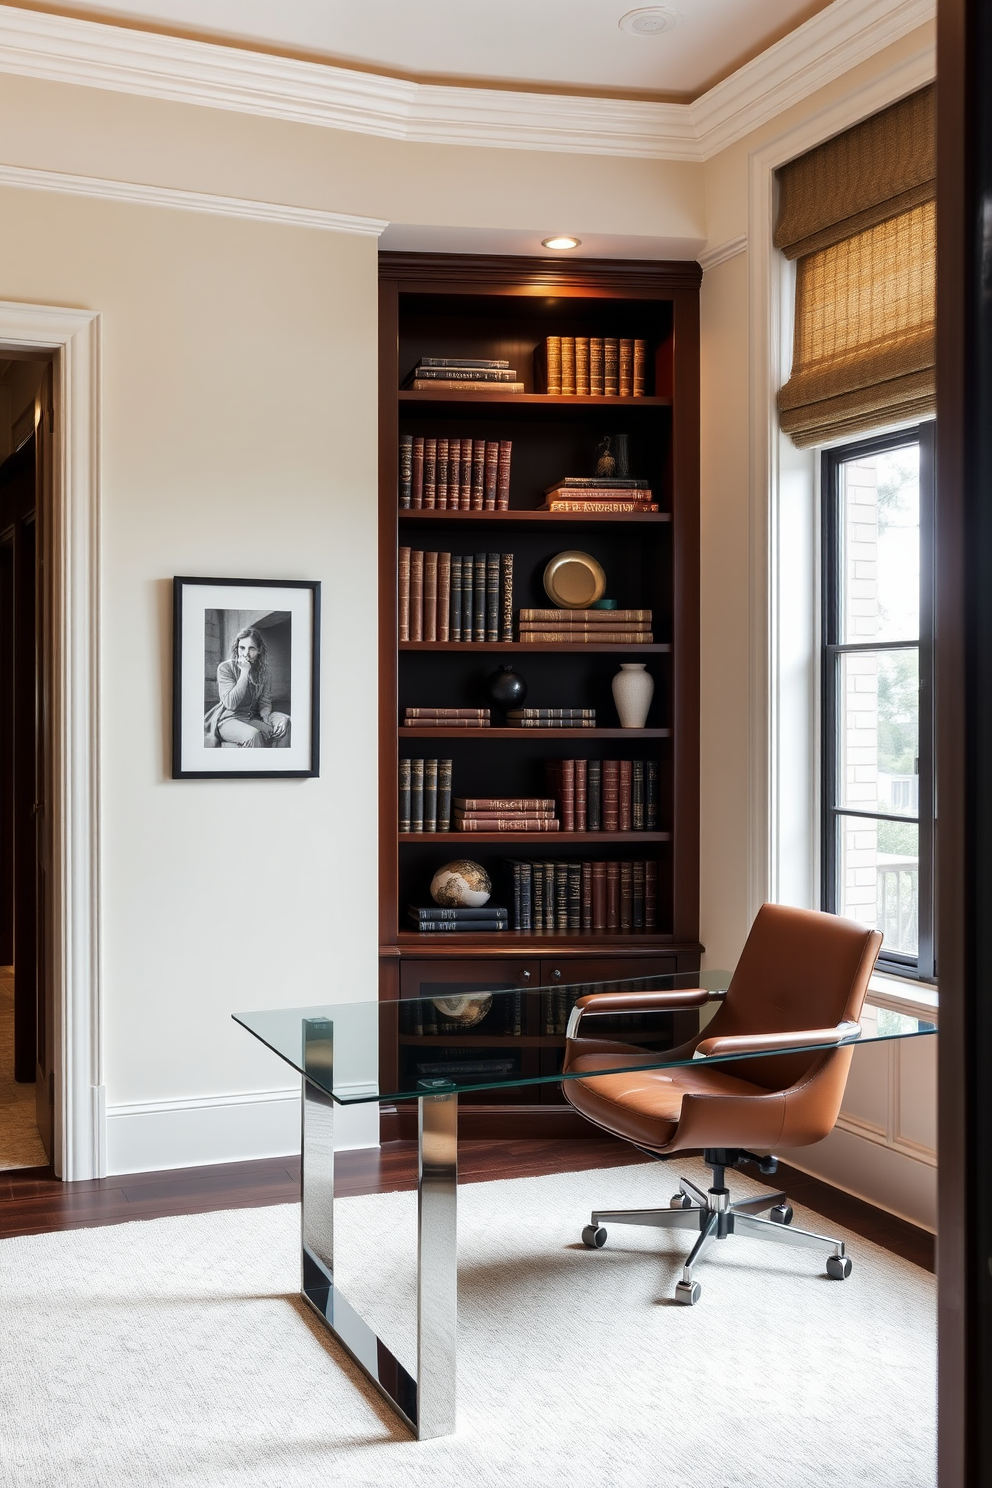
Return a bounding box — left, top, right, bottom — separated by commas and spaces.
581, 1158, 852, 1305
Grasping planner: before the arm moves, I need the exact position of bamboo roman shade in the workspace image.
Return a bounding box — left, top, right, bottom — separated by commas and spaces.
775, 85, 935, 447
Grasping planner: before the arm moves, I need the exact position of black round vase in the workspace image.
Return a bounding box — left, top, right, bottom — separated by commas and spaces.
485, 664, 528, 709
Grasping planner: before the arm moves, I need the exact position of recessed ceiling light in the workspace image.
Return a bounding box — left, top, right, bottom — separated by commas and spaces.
542, 236, 581, 251
619, 6, 681, 37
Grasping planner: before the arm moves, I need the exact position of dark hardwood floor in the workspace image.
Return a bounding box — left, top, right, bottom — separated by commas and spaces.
0, 1140, 934, 1271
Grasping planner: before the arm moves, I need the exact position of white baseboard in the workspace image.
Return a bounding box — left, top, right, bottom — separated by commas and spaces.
105, 1085, 379, 1175
780, 1125, 937, 1234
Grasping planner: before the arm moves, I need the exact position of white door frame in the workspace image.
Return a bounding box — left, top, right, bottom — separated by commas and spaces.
1, 300, 103, 1181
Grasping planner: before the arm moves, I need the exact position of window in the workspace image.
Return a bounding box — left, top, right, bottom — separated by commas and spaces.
821, 424, 935, 979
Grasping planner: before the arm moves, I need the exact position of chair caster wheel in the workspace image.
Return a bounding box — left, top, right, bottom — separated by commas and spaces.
670, 1193, 693, 1209
582, 1225, 607, 1249
770, 1204, 794, 1225
826, 1255, 852, 1280
675, 1280, 701, 1305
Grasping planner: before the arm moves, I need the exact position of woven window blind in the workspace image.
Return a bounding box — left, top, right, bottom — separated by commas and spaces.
775, 86, 935, 447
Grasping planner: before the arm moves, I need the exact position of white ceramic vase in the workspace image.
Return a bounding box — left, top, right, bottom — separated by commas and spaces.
612, 663, 654, 728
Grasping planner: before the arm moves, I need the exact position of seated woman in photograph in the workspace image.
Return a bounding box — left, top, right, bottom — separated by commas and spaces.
212, 627, 290, 748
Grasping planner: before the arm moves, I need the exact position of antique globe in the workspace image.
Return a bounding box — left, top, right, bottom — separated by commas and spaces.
431, 993, 493, 1027
429, 859, 492, 907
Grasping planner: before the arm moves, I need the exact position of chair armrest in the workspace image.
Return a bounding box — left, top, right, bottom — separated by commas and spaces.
566, 988, 722, 1040
692, 1021, 862, 1061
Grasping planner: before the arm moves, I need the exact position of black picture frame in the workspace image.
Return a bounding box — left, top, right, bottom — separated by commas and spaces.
172, 575, 320, 779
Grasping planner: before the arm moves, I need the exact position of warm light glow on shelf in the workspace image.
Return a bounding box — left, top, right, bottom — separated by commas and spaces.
542, 236, 581, 251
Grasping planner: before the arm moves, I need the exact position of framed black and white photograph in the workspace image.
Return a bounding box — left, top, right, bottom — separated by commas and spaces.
172, 576, 320, 779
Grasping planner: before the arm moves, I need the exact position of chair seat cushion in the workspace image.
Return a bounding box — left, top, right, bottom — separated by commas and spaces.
563, 1039, 766, 1151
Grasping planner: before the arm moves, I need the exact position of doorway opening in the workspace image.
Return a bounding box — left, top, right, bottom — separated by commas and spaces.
0, 355, 54, 1173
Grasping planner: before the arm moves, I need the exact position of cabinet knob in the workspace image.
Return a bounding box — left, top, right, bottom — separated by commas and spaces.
520, 969, 531, 981
552, 968, 562, 982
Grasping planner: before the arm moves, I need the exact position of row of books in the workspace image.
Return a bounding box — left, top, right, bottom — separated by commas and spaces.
403, 707, 490, 728
398, 550, 513, 643
508, 858, 659, 931
407, 904, 508, 933
398, 435, 512, 510
518, 608, 653, 644
398, 759, 453, 833
505, 709, 597, 728
546, 759, 659, 832
403, 356, 524, 393
535, 337, 648, 397
542, 477, 658, 515
453, 797, 559, 834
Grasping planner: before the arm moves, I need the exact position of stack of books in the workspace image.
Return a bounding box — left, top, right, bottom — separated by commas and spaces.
453, 797, 559, 833
399, 435, 512, 510
403, 708, 491, 728
506, 858, 658, 932
535, 337, 647, 397
542, 478, 658, 514
518, 609, 653, 643
403, 357, 524, 392
399, 550, 513, 642
546, 759, 659, 831
398, 758, 453, 832
505, 708, 596, 728
407, 904, 509, 933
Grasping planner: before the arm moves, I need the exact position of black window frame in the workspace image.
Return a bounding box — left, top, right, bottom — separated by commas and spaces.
821, 421, 936, 981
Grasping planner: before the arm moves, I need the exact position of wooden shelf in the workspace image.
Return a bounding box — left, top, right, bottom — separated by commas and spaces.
399, 727, 672, 739
395, 931, 691, 951
399, 391, 672, 408
400, 641, 671, 653
399, 831, 671, 845
398, 508, 671, 524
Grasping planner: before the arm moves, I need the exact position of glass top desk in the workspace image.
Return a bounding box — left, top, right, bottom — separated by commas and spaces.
234, 971, 935, 1440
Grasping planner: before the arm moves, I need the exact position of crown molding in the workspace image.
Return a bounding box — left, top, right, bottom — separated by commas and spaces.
0, 1, 934, 164
0, 161, 388, 234
698, 236, 747, 273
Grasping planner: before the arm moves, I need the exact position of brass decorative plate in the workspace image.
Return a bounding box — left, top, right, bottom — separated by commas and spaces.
542, 550, 607, 609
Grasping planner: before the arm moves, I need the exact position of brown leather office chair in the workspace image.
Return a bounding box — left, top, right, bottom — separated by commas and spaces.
563, 903, 882, 1304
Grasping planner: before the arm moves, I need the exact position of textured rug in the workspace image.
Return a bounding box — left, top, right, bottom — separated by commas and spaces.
0, 968, 48, 1171
0, 1159, 935, 1488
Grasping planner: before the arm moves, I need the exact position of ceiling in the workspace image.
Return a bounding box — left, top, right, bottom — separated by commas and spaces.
17, 0, 836, 99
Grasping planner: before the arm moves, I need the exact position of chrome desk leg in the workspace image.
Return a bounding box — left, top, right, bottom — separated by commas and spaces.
417, 1083, 458, 1440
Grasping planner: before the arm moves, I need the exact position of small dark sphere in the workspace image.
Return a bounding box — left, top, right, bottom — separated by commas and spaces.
485, 664, 528, 708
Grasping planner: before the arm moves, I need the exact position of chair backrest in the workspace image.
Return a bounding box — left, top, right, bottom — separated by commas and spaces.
703, 903, 883, 1091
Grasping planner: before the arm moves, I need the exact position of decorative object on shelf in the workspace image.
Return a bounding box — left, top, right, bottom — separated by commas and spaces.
612, 663, 655, 728
484, 664, 528, 709
592, 598, 617, 609
172, 575, 320, 780
595, 433, 630, 478
430, 858, 492, 907
542, 550, 607, 608
430, 993, 495, 1025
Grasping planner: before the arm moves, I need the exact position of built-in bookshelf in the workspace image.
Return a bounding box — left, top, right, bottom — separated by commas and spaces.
378, 252, 702, 1137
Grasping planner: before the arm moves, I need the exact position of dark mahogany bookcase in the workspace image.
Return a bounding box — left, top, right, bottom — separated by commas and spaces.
378, 252, 703, 1137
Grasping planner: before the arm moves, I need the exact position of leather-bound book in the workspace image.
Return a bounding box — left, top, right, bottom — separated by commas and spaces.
409, 549, 424, 642
555, 862, 569, 930
568, 863, 582, 930
561, 337, 576, 396
398, 757, 411, 832
456, 816, 560, 831
423, 757, 438, 832
423, 437, 437, 509
544, 336, 562, 395
461, 553, 473, 643
411, 436, 424, 509
606, 860, 620, 929
448, 438, 461, 509
619, 760, 633, 831
460, 439, 473, 509
519, 860, 532, 930
581, 860, 593, 929
587, 759, 602, 830
485, 551, 500, 641
533, 862, 546, 931
632, 859, 645, 929
436, 757, 452, 830
437, 552, 451, 642
500, 552, 514, 640
559, 758, 575, 832
436, 437, 449, 509
575, 336, 590, 396
645, 859, 658, 929
399, 433, 413, 508
602, 760, 619, 831
592, 860, 607, 930
604, 338, 619, 396
473, 553, 487, 640
632, 759, 645, 830
619, 338, 634, 397
497, 440, 512, 510
590, 337, 605, 396
471, 441, 486, 510
619, 859, 633, 930
575, 758, 588, 831
511, 861, 522, 929
633, 339, 647, 396
410, 757, 424, 832
450, 555, 463, 642
646, 759, 658, 830
423, 551, 438, 642
398, 546, 411, 642
484, 442, 499, 510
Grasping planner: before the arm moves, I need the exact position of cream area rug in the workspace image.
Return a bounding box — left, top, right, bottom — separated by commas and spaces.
0, 1159, 934, 1488
0, 967, 48, 1170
